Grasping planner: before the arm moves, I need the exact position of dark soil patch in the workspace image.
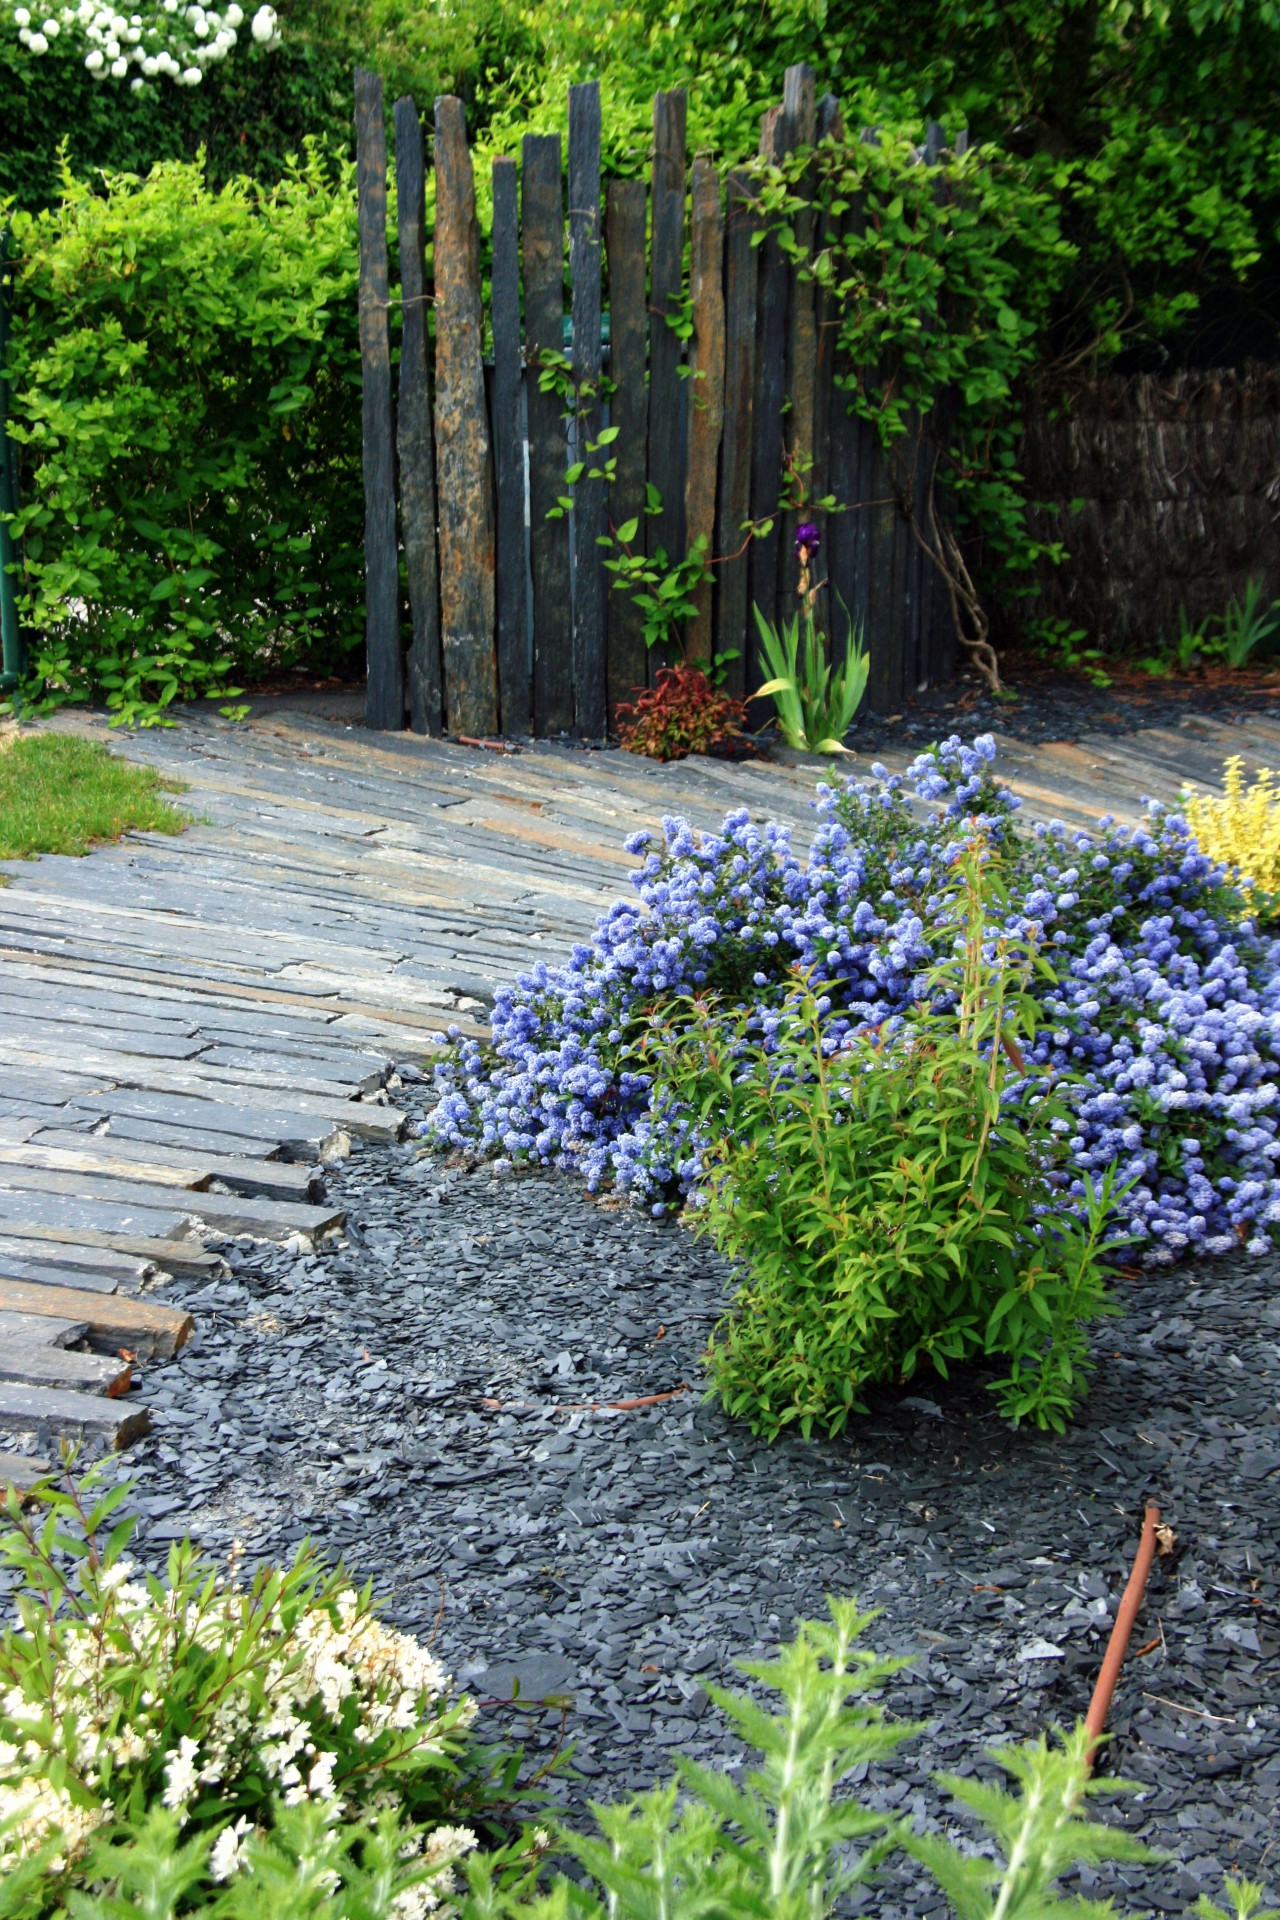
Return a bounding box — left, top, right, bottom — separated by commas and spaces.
849, 659, 1280, 756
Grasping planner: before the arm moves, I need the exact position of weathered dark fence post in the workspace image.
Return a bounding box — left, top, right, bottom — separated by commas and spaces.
922, 122, 964, 692
0, 227, 24, 694
811, 93, 842, 656
355, 69, 402, 731
433, 96, 498, 736
394, 95, 443, 735
647, 87, 688, 668
604, 179, 649, 715
569, 81, 607, 738
780, 64, 817, 613
747, 101, 792, 695
490, 155, 530, 734
713, 167, 758, 701
897, 118, 948, 701
685, 155, 725, 665
823, 127, 877, 683
523, 132, 574, 735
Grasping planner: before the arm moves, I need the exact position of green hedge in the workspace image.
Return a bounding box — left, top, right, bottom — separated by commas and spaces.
2, 149, 362, 723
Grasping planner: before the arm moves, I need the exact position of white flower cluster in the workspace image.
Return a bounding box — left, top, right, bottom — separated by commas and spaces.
0, 1559, 476, 1893
4, 0, 278, 85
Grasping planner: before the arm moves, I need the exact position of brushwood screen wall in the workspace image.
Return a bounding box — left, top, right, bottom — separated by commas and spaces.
995, 367, 1280, 656
355, 65, 960, 739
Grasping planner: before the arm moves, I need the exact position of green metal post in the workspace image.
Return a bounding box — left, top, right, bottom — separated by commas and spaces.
0, 225, 25, 696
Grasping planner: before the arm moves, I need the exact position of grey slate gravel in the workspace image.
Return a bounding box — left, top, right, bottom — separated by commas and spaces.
5, 1112, 1278, 1914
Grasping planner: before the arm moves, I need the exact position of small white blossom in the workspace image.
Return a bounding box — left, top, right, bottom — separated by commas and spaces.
209, 1815, 252, 1882
161, 1736, 200, 1814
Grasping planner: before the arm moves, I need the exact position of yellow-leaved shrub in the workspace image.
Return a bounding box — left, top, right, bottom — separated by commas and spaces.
1183, 756, 1280, 919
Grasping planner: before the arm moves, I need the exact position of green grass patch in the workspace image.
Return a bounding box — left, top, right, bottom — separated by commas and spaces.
0, 731, 188, 866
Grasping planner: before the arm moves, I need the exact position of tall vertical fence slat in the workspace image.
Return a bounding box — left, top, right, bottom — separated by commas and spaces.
355, 69, 402, 731
825, 357, 858, 668
433, 96, 498, 736
0, 228, 24, 690
569, 81, 607, 737
524, 131, 574, 734
647, 86, 688, 670
923, 121, 961, 692
357, 72, 959, 738
780, 64, 817, 616
865, 433, 899, 711
394, 96, 443, 736
811, 93, 842, 656
490, 156, 530, 735
714, 167, 758, 702
747, 103, 791, 697
604, 179, 649, 715
684, 155, 725, 665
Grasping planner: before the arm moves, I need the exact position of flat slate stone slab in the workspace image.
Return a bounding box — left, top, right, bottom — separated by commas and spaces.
0, 1340, 132, 1396
1, 1454, 54, 1496
0, 1166, 343, 1243
0, 1379, 150, 1447
0, 1278, 192, 1359
6, 1135, 322, 1202
0, 1309, 89, 1347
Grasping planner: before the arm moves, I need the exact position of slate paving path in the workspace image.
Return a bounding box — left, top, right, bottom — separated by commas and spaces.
2, 700, 1279, 1906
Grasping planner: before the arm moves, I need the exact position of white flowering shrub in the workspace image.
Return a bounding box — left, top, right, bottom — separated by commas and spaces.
2, 0, 278, 87
0, 1466, 502, 1914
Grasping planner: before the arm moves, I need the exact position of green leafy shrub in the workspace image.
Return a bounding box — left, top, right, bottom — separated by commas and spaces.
2, 146, 361, 725
0, 1466, 503, 1909
644, 837, 1127, 1438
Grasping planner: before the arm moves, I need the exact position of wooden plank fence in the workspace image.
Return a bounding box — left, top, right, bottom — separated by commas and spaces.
356, 66, 960, 738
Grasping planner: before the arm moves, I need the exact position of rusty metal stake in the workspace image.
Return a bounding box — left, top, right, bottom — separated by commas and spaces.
1083, 1500, 1161, 1773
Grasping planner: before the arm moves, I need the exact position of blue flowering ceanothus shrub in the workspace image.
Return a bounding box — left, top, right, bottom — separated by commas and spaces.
425, 735, 1280, 1264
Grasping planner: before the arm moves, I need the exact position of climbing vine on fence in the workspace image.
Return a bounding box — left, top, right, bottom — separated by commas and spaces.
754, 126, 1075, 673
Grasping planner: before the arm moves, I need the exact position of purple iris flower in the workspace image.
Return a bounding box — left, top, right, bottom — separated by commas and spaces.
795, 521, 820, 557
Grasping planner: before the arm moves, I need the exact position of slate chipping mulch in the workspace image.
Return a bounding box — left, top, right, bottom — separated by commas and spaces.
67, 1100, 1277, 1915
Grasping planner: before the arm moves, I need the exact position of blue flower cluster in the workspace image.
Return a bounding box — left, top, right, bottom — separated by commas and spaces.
426, 735, 1280, 1262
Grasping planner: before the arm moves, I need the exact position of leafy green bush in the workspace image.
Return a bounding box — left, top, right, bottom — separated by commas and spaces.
2, 146, 361, 724
0, 1466, 506, 1910
479, 0, 1280, 364
644, 837, 1126, 1438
